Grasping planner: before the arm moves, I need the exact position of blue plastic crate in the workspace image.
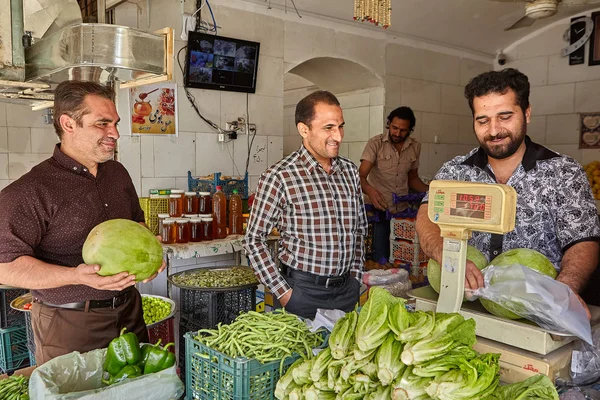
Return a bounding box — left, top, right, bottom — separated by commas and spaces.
1, 288, 27, 328
0, 326, 29, 373
188, 171, 219, 195
219, 173, 248, 199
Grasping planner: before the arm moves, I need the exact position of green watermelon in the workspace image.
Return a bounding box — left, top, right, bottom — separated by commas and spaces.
480, 248, 557, 320
82, 219, 163, 281
427, 245, 488, 294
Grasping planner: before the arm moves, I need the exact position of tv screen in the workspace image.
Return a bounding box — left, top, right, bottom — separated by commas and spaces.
184, 31, 260, 93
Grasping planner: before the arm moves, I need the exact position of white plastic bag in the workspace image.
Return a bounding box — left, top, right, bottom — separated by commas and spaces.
29, 348, 184, 400
363, 268, 409, 286
470, 263, 593, 344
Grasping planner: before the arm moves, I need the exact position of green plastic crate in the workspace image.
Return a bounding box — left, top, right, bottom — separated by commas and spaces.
184, 332, 300, 400
0, 325, 29, 373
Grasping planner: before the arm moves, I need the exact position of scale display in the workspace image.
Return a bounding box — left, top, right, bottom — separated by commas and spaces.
450, 193, 491, 220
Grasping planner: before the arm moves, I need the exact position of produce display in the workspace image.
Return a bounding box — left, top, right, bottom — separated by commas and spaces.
274, 287, 560, 400
102, 328, 175, 386
83, 219, 163, 281
479, 248, 557, 320
427, 246, 488, 294
142, 296, 172, 325
194, 310, 323, 368
171, 266, 258, 288
584, 161, 600, 200
0, 374, 29, 400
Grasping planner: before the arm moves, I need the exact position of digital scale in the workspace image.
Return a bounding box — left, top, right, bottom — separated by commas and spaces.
409, 180, 600, 383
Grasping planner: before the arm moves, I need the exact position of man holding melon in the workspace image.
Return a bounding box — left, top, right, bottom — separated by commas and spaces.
416, 68, 600, 316
0, 81, 165, 364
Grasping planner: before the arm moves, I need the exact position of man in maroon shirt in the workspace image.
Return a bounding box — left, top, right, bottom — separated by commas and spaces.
0, 81, 165, 364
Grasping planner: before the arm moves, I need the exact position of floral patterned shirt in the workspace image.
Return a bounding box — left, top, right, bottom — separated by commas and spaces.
423, 136, 600, 270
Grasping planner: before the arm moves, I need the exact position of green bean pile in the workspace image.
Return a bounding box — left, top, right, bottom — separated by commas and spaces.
194, 310, 323, 367
0, 374, 29, 400
172, 267, 258, 288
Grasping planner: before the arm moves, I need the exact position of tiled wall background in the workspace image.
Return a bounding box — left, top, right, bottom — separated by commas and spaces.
6, 2, 598, 193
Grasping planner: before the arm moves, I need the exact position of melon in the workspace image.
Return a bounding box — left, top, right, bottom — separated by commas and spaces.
427, 245, 488, 294
82, 219, 163, 281
480, 248, 557, 320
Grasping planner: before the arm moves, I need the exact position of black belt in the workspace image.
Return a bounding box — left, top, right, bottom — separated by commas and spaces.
35, 288, 133, 310
283, 266, 349, 288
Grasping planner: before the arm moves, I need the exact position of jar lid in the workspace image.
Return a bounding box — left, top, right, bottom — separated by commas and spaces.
163, 218, 176, 224
158, 213, 171, 218
201, 217, 213, 221
175, 218, 189, 223
199, 192, 210, 196
242, 213, 250, 217
169, 194, 181, 198
185, 191, 197, 196
171, 189, 185, 194
198, 214, 212, 218
190, 218, 202, 222
183, 214, 198, 218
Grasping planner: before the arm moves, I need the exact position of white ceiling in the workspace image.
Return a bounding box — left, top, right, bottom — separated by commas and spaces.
243, 0, 600, 56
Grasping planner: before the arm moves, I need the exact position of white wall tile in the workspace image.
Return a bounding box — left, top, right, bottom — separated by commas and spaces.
0, 102, 6, 127
339, 142, 349, 159
196, 133, 234, 176
141, 177, 178, 195
283, 135, 302, 156
527, 116, 546, 144
335, 32, 386, 79
267, 136, 283, 167
116, 88, 132, 136
0, 127, 7, 153
249, 95, 284, 136
234, 135, 268, 176
422, 50, 460, 85
178, 87, 221, 133
419, 143, 433, 179
153, 132, 196, 178
385, 75, 402, 106
421, 113, 459, 144
460, 59, 492, 86
0, 154, 7, 179
429, 144, 449, 177
508, 57, 548, 86
401, 79, 441, 113
30, 127, 58, 153
8, 153, 50, 179
248, 175, 260, 195
5, 104, 46, 128
8, 128, 31, 153
529, 84, 574, 115
548, 54, 600, 85
515, 24, 569, 60
343, 107, 370, 142
220, 92, 248, 131
339, 91, 370, 109
575, 80, 600, 113
348, 142, 366, 167
118, 136, 142, 196
114, 1, 138, 28
140, 135, 154, 177
0, 180, 9, 191
284, 21, 336, 66
547, 144, 581, 163
370, 89, 384, 106
581, 149, 600, 165
458, 116, 478, 146
255, 55, 284, 98
441, 84, 471, 116
386, 44, 422, 80
412, 111, 423, 142
545, 114, 579, 145
369, 105, 384, 138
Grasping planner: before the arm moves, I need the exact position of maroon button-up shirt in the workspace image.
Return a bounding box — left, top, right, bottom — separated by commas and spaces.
0, 144, 145, 303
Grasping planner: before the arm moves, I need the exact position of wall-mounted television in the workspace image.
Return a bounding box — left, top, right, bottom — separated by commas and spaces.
184, 31, 260, 93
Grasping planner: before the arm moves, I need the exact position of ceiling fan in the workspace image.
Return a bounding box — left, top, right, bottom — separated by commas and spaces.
490, 0, 600, 31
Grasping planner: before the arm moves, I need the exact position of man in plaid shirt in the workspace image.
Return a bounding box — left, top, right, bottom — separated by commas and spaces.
243, 91, 368, 319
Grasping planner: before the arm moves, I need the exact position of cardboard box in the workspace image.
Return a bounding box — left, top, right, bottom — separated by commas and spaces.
473, 336, 572, 384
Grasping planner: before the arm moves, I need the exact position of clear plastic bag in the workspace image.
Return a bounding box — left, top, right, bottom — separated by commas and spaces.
29, 348, 184, 400
379, 280, 413, 298
470, 263, 593, 344
363, 268, 409, 286
570, 324, 600, 385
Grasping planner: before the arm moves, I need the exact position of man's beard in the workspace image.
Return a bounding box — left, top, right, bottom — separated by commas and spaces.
390, 132, 409, 143
480, 125, 526, 160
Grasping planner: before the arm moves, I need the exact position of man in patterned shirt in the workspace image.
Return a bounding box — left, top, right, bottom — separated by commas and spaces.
416, 68, 600, 312
243, 91, 368, 319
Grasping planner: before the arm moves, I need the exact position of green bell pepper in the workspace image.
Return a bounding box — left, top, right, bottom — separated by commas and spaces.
102, 364, 142, 386
142, 341, 176, 374
103, 327, 141, 376
138, 339, 161, 371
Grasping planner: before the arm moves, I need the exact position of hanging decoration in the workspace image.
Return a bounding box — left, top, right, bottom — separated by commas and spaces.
353, 0, 391, 28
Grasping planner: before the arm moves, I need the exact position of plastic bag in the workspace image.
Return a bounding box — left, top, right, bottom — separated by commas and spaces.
379, 279, 413, 298
363, 268, 409, 286
29, 348, 184, 400
470, 263, 593, 344
570, 324, 600, 385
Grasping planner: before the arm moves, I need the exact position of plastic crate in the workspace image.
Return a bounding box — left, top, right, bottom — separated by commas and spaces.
147, 317, 175, 350
179, 286, 257, 330
390, 239, 428, 265
1, 288, 27, 328
188, 171, 218, 195
24, 312, 34, 358
184, 331, 300, 400
0, 326, 29, 373
139, 197, 169, 235
219, 173, 249, 199
27, 344, 35, 367
390, 218, 418, 242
